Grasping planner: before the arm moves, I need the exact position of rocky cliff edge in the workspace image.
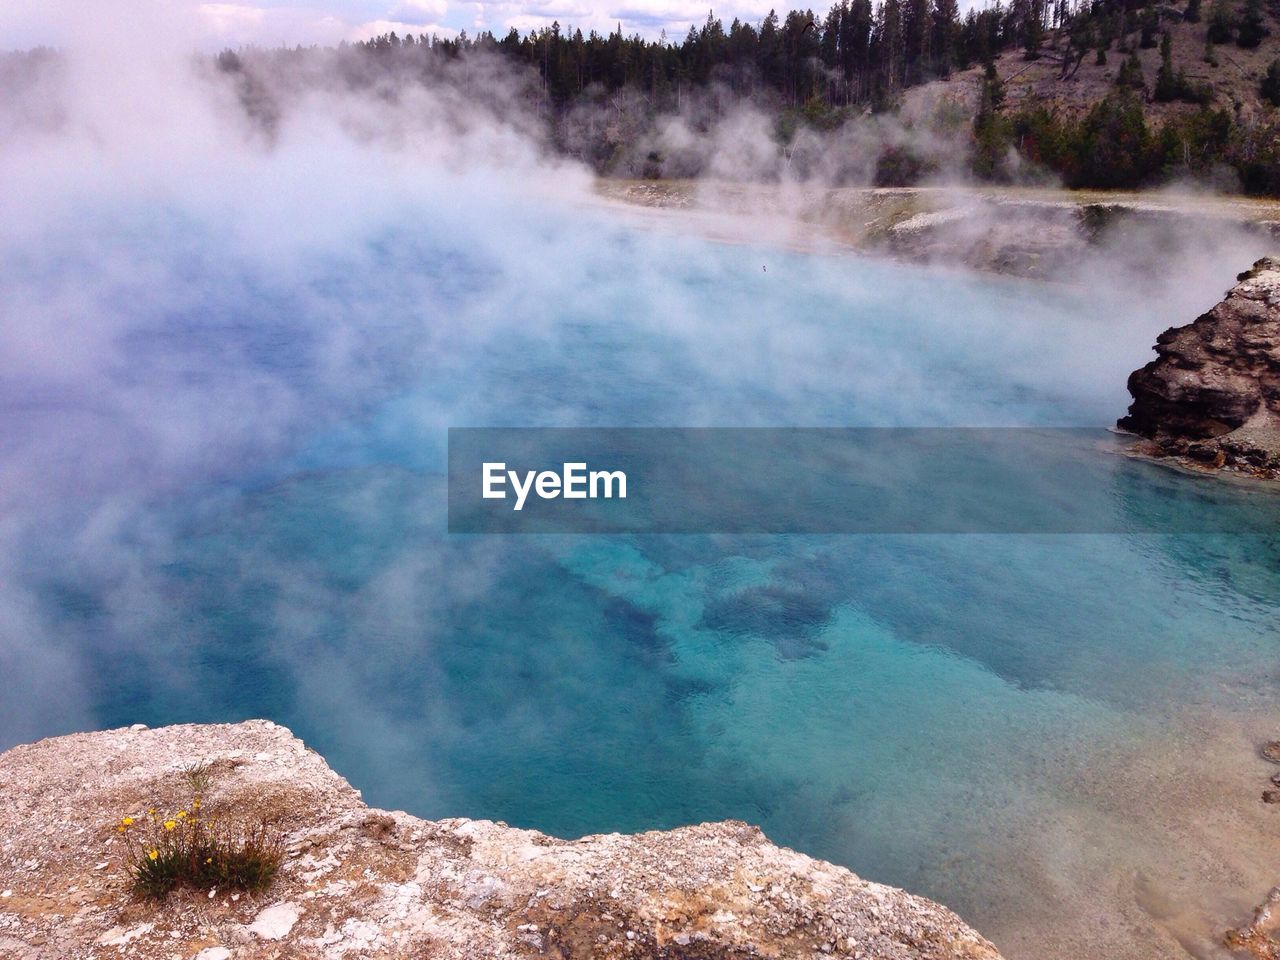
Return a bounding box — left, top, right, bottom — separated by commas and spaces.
1120, 256, 1280, 477
0, 720, 1001, 960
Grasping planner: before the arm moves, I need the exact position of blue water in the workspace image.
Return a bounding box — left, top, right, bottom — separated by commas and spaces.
4, 197, 1280, 958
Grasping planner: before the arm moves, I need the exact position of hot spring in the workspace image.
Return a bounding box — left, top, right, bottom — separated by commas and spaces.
4, 188, 1280, 960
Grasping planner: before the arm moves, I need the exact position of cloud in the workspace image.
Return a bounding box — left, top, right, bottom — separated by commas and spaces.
394, 0, 449, 20
351, 17, 457, 38
198, 2, 268, 34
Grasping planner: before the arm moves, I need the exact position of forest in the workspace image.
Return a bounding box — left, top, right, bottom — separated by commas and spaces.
328, 0, 1280, 193
5, 0, 1279, 194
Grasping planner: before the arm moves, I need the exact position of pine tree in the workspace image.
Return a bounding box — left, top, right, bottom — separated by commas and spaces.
1263, 59, 1280, 105
1061, 14, 1095, 77
821, 5, 840, 62
1236, 0, 1269, 47
1139, 9, 1160, 47
972, 63, 1009, 179
1078, 94, 1155, 188
903, 0, 933, 81
877, 0, 905, 91
759, 9, 783, 87
932, 0, 960, 76
1154, 32, 1189, 101
844, 0, 873, 98
1117, 48, 1146, 90
1018, 0, 1046, 59
1207, 0, 1234, 43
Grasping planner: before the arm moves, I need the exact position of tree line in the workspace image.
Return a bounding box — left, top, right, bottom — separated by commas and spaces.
355, 0, 1069, 111
335, 0, 1280, 195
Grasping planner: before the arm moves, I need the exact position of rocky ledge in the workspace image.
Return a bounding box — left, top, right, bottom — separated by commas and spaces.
598, 180, 1280, 280
1119, 256, 1280, 478
0, 720, 1001, 960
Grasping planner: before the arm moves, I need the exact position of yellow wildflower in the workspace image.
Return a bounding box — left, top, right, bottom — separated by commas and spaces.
116, 825, 125, 833
121, 816, 134, 826
205, 857, 212, 864
164, 820, 177, 831
192, 799, 200, 809
177, 811, 187, 819
148, 849, 158, 861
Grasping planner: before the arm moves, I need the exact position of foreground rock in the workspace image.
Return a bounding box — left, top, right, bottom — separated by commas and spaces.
1119, 256, 1280, 478
0, 720, 1001, 959
1227, 886, 1280, 958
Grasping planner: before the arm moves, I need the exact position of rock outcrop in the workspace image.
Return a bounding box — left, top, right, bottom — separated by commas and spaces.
0, 720, 1002, 960
1119, 256, 1280, 477
1227, 886, 1280, 958
599, 181, 1280, 280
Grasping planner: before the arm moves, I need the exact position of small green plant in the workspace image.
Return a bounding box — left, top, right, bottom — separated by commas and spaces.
182, 760, 214, 796
114, 775, 283, 899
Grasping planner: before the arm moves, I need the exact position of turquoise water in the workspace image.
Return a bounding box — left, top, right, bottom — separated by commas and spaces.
5, 200, 1280, 958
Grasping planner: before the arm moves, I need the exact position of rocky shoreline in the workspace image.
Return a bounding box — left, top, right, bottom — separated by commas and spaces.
596, 180, 1280, 280
1119, 256, 1280, 479
0, 720, 1001, 960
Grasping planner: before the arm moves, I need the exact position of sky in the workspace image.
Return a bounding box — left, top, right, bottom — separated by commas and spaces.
0, 0, 871, 49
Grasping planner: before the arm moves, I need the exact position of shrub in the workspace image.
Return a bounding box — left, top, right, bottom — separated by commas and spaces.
1116, 49, 1147, 91
1011, 105, 1077, 172
114, 764, 284, 900
1154, 105, 1233, 175
1237, 0, 1269, 47
1074, 93, 1156, 188
1207, 0, 1234, 42
1155, 34, 1207, 102
1263, 59, 1280, 106
1230, 115, 1280, 194
1140, 10, 1161, 47
873, 144, 935, 185
971, 64, 1012, 180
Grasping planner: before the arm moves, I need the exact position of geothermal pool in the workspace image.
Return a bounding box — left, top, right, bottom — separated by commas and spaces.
4, 199, 1280, 960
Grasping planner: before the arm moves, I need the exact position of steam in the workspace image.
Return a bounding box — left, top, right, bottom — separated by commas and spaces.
4, 18, 1280, 960
0, 0, 1273, 804
0, 13, 587, 747
555, 75, 983, 185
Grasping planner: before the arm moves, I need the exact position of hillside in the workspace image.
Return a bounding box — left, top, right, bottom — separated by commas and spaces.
346, 3, 1280, 194
969, 0, 1279, 122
